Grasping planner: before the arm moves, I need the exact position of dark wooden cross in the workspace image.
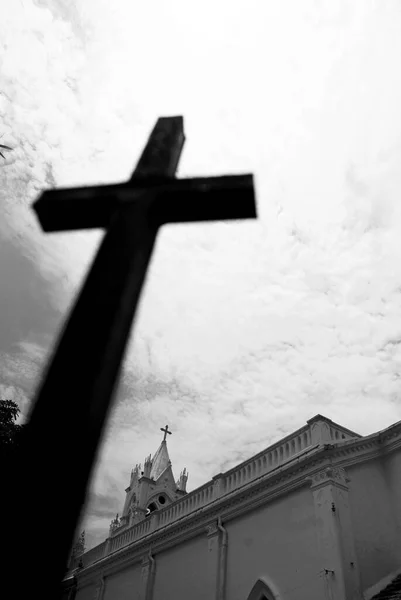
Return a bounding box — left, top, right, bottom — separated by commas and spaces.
6, 116, 256, 599
160, 424, 172, 442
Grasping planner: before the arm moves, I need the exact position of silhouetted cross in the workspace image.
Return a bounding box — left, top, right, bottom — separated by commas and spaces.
9, 116, 256, 599
160, 424, 172, 441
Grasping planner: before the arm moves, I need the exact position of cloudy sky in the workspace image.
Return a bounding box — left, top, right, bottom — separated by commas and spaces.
2, 0, 401, 548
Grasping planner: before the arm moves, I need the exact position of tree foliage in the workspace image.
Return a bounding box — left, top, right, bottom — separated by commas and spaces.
0, 399, 25, 457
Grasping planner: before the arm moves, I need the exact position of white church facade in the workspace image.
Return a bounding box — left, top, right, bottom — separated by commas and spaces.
63, 414, 401, 600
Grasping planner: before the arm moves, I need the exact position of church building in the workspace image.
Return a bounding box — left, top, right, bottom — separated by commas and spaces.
63, 414, 401, 600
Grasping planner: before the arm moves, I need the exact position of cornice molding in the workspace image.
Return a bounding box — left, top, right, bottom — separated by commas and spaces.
205, 521, 219, 538
319, 424, 401, 469
307, 466, 350, 490
379, 427, 401, 447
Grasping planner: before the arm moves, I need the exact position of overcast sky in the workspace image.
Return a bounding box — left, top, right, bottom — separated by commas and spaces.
2, 0, 401, 549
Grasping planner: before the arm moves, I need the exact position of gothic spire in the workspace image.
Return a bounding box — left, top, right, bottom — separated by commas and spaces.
149, 429, 172, 481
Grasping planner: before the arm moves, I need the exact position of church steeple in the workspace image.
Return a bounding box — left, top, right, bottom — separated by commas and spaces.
111, 425, 188, 535
149, 428, 172, 480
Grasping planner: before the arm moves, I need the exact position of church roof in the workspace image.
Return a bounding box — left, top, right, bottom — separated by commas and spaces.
150, 440, 171, 481
371, 574, 401, 600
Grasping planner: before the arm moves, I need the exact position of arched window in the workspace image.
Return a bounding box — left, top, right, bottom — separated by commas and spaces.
246, 579, 277, 600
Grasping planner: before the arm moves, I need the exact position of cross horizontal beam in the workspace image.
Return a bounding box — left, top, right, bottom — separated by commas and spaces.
33, 174, 255, 232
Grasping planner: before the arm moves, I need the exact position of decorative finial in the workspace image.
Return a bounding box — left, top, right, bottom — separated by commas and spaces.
160, 424, 172, 442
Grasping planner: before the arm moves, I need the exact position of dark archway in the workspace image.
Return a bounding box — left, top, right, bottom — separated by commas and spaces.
246, 579, 277, 600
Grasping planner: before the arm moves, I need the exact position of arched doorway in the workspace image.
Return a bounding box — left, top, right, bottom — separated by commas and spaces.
246, 578, 277, 600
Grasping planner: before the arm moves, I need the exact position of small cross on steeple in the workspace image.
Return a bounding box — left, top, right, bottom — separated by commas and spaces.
160, 425, 172, 442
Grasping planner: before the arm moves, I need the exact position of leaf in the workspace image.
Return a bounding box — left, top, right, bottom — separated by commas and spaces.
0, 144, 12, 151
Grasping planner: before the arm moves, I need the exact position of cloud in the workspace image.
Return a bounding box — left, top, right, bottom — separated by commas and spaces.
2, 0, 401, 549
